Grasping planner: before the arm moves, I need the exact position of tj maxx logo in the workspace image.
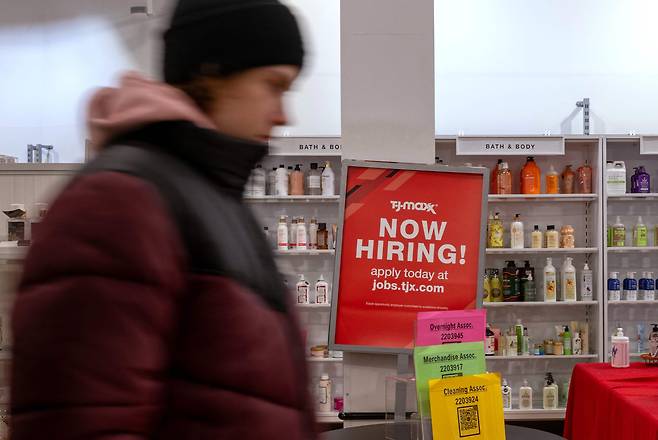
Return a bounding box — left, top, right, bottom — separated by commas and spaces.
390, 201, 437, 214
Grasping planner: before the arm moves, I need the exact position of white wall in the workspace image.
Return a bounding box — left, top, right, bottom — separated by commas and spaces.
0, 0, 160, 163
435, 0, 658, 135
0, 0, 339, 163
275, 1, 341, 138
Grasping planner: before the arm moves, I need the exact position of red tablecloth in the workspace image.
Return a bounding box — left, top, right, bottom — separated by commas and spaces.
564, 362, 658, 440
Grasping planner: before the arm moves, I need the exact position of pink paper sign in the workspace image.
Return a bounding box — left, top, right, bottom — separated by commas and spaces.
415, 309, 486, 347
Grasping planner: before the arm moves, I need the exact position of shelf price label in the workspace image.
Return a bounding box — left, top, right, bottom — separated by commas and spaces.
456, 136, 565, 156
415, 309, 486, 347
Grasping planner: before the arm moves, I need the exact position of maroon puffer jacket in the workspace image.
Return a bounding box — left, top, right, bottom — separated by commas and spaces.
10, 121, 316, 439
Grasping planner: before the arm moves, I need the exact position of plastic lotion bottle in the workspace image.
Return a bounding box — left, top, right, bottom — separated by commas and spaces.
307, 163, 322, 196
277, 216, 289, 251
531, 225, 543, 248
544, 257, 557, 302
501, 379, 512, 410
546, 165, 560, 194
633, 216, 648, 247
608, 272, 621, 301
562, 257, 577, 302
573, 332, 583, 355
296, 217, 308, 250
515, 319, 524, 355
308, 218, 318, 250
545, 225, 559, 248
612, 216, 626, 247
318, 374, 332, 412
510, 214, 525, 249
321, 161, 336, 196
521, 156, 541, 194
275, 164, 289, 196
290, 164, 305, 196
252, 165, 267, 196
289, 218, 298, 250
644, 272, 655, 301
563, 325, 573, 355
315, 274, 329, 304
581, 263, 593, 301
519, 379, 533, 410
623, 272, 638, 301
296, 274, 310, 304
611, 328, 630, 368
649, 324, 658, 356
543, 373, 559, 409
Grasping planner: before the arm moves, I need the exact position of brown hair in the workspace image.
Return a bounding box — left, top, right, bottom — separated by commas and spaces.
175, 76, 218, 113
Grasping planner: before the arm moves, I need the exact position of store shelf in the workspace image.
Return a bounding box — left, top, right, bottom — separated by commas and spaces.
489, 194, 597, 203
245, 195, 340, 203
607, 193, 658, 201
504, 408, 566, 421
487, 355, 598, 361
316, 411, 342, 424
306, 357, 343, 363
607, 246, 658, 253
608, 300, 658, 305
0, 246, 27, 261
275, 250, 335, 256
297, 303, 332, 309
484, 301, 598, 308
486, 248, 597, 255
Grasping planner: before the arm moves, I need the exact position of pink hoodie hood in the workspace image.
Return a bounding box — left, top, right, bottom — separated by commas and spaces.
87, 72, 216, 148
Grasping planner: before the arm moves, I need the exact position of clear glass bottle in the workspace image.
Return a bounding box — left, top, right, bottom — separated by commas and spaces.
317, 223, 329, 250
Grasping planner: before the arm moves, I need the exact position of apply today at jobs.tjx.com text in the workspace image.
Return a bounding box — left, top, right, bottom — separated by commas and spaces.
370, 267, 449, 294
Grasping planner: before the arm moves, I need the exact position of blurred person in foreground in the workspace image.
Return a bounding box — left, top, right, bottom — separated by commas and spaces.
10, 1, 316, 439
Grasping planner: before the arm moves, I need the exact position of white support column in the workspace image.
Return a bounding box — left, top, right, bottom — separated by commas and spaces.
339, 0, 435, 423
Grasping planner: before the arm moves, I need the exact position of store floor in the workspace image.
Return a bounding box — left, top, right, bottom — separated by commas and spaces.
319, 420, 565, 436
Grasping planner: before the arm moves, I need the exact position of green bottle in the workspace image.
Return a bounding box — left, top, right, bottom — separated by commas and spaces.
634, 216, 648, 247
563, 325, 572, 356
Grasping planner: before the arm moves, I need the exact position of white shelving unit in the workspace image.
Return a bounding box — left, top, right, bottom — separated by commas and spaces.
504, 408, 566, 421
607, 247, 658, 253
603, 136, 658, 361
316, 411, 342, 424
307, 357, 344, 363
484, 301, 598, 308
244, 195, 340, 203
275, 250, 336, 256
489, 194, 598, 203
486, 248, 598, 255
256, 138, 344, 425
437, 136, 603, 422
487, 355, 598, 361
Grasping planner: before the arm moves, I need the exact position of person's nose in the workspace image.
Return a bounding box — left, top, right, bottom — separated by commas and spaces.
272, 98, 289, 127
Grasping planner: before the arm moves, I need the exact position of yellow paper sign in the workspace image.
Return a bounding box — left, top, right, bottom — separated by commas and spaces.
428, 373, 506, 439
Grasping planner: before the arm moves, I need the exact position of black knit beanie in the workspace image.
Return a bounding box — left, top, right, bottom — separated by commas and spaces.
163, 0, 305, 84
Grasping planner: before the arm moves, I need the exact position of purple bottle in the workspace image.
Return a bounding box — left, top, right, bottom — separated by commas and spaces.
632, 166, 651, 193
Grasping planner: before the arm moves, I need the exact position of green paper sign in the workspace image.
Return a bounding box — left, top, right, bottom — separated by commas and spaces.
413, 341, 486, 417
